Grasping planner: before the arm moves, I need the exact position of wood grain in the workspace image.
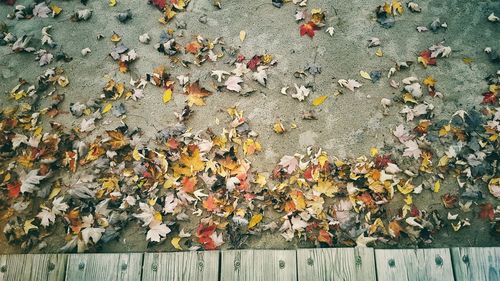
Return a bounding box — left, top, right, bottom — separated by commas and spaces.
297, 247, 376, 281
375, 248, 454, 281
0, 254, 67, 281
142, 251, 219, 281
451, 247, 500, 281
220, 250, 297, 281
65, 253, 142, 281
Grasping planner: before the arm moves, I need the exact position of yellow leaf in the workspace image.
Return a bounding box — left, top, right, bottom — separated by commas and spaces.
187, 94, 205, 106
163, 89, 173, 103
402, 93, 417, 104
312, 95, 328, 106
370, 147, 378, 157
273, 120, 285, 134
254, 173, 267, 187
24, 219, 38, 234
171, 237, 183, 250
462, 57, 473, 64
50, 4, 62, 15
102, 103, 113, 114
248, 214, 263, 229
239, 30, 246, 42
423, 76, 436, 87
48, 186, 61, 200
111, 32, 121, 42
360, 71, 371, 80
433, 180, 441, 193
397, 180, 414, 195
153, 212, 162, 222
404, 194, 413, 205
375, 48, 383, 57
109, 0, 117, 6
314, 179, 337, 197
132, 147, 142, 161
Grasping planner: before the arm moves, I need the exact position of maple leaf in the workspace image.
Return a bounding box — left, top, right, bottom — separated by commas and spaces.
196, 223, 218, 250
292, 84, 310, 101
338, 79, 362, 92
181, 176, 197, 193
317, 229, 333, 245
151, 0, 166, 10
313, 178, 337, 197
7, 181, 21, 199
247, 55, 261, 71
482, 92, 498, 104
106, 130, 129, 150
417, 50, 437, 67
81, 227, 105, 244
185, 41, 202, 54
479, 203, 494, 221
279, 155, 299, 174
185, 81, 212, 106
173, 145, 206, 177
37, 207, 56, 227
147, 220, 171, 242
299, 21, 316, 38
225, 76, 243, 92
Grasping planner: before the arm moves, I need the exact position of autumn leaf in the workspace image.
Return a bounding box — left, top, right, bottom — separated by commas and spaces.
417, 50, 437, 67
312, 95, 327, 106
248, 213, 263, 229
317, 229, 332, 245
479, 203, 494, 221
196, 224, 217, 250
181, 176, 197, 193
106, 130, 128, 150
185, 41, 202, 54
313, 178, 337, 197
482, 92, 498, 104
299, 21, 316, 38
171, 237, 183, 250
423, 76, 436, 87
173, 145, 206, 176
184, 81, 212, 106
7, 181, 21, 199
163, 89, 173, 103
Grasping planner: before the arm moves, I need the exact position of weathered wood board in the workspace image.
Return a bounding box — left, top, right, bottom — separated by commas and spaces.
451, 247, 500, 281
65, 253, 142, 281
0, 254, 67, 281
375, 248, 454, 281
221, 250, 297, 281
297, 247, 376, 281
142, 251, 219, 281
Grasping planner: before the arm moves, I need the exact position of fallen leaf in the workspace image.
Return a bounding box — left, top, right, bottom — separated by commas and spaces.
312, 95, 327, 106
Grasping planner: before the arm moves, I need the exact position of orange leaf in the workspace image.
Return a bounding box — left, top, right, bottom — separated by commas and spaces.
299, 21, 316, 38
181, 176, 197, 193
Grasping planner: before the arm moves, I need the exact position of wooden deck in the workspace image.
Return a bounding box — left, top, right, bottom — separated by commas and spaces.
0, 247, 498, 281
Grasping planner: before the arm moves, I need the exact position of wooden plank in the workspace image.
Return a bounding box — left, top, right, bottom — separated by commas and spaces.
451, 247, 500, 281
65, 253, 142, 281
297, 248, 376, 281
0, 255, 6, 281
0, 254, 67, 281
375, 248, 454, 281
142, 251, 219, 281
220, 250, 297, 281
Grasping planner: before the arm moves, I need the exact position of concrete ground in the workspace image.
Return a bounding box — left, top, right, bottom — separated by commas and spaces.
0, 0, 499, 253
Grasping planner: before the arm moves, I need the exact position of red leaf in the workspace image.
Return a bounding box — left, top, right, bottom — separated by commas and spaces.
374, 154, 392, 168
299, 21, 316, 38
317, 229, 333, 245
479, 203, 494, 221
7, 181, 21, 199
246, 55, 261, 71
418, 50, 437, 66
196, 224, 217, 250
482, 92, 498, 105
151, 0, 166, 10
